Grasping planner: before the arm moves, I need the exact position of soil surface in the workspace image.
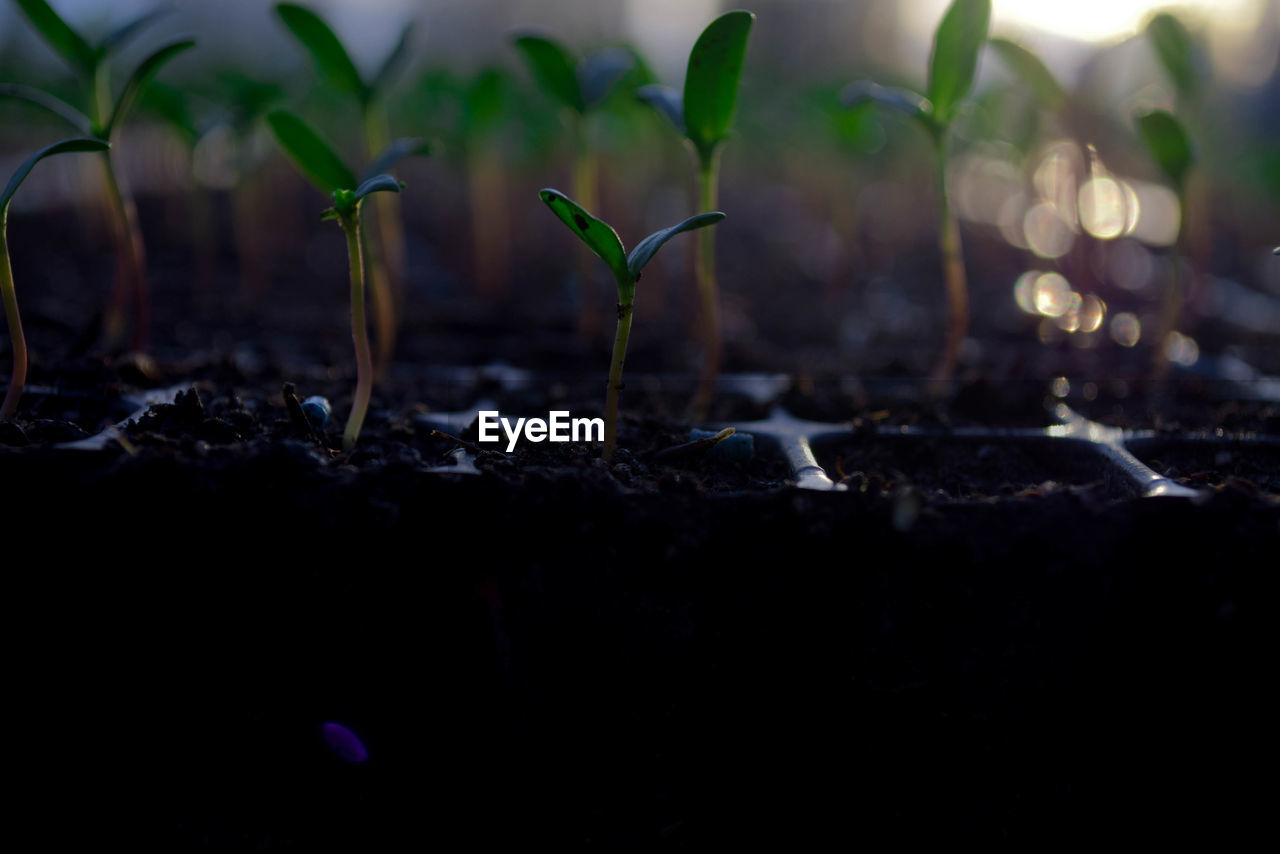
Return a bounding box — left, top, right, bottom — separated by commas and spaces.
2, 206, 1275, 849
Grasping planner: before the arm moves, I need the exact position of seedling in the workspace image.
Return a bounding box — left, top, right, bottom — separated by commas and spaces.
1, 0, 194, 351
1135, 108, 1194, 373
637, 10, 754, 417
267, 110, 411, 450
539, 189, 724, 461
514, 33, 636, 337
841, 0, 989, 391
2, 138, 111, 421
276, 2, 420, 372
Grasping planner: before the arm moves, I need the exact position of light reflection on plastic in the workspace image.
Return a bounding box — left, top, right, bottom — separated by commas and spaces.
1110, 312, 1142, 347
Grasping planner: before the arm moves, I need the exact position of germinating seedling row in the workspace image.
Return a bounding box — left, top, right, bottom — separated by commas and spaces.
0, 0, 1230, 463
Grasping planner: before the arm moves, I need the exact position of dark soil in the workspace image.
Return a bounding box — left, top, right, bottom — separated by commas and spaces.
2, 207, 1276, 850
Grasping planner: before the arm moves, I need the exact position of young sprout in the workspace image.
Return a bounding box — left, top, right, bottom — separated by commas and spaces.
2, 138, 111, 421
637, 10, 754, 418
267, 110, 412, 450
513, 33, 637, 338
539, 189, 724, 461
1, 0, 194, 352
1135, 108, 1194, 374
275, 2, 420, 373
841, 0, 989, 392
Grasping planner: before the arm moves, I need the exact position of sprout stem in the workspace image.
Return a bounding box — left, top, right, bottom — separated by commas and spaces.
0, 214, 27, 421
362, 106, 401, 375
690, 149, 722, 419
339, 209, 374, 451
604, 296, 635, 461
99, 151, 149, 352
930, 146, 968, 394
573, 115, 601, 341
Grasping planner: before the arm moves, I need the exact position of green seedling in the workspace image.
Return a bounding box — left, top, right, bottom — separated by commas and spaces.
267, 110, 411, 450
2, 138, 111, 421
514, 33, 636, 338
1135, 108, 1194, 373
275, 2, 419, 373
539, 189, 724, 461
841, 0, 989, 391
2, 0, 194, 352
637, 10, 754, 418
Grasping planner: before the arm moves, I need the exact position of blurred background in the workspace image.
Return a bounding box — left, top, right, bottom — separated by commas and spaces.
2, 0, 1278, 385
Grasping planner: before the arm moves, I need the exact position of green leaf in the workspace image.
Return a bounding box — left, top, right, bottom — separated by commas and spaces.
353, 173, 404, 202
100, 6, 172, 56
267, 109, 357, 194
0, 83, 93, 133
1146, 13, 1196, 98
927, 0, 991, 126
13, 0, 96, 72
538, 188, 629, 284
361, 137, 430, 182
369, 21, 414, 98
513, 34, 584, 113
626, 211, 725, 277
683, 9, 755, 162
636, 84, 685, 134
138, 81, 199, 142
988, 37, 1065, 111
275, 3, 368, 104
104, 39, 196, 138
2, 137, 109, 211
1136, 109, 1193, 189
840, 80, 932, 125
579, 47, 634, 109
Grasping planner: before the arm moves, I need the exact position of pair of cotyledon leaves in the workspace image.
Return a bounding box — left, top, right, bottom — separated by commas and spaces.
266, 111, 426, 215
633, 10, 755, 164
275, 3, 413, 110
539, 189, 724, 288
840, 0, 989, 136
512, 35, 638, 115
842, 0, 1193, 190
4, 0, 194, 139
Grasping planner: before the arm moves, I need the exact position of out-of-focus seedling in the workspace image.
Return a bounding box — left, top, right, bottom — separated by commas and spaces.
2, 138, 111, 421
842, 0, 989, 392
268, 110, 410, 450
637, 10, 754, 418
539, 189, 724, 461
2, 0, 194, 352
1135, 108, 1194, 373
514, 33, 637, 339
276, 2, 420, 372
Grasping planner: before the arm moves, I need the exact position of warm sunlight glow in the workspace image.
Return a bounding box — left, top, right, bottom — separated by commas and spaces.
904, 0, 1261, 45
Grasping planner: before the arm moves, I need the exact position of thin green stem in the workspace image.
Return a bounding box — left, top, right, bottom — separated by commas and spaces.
90, 61, 111, 134
572, 113, 601, 341
931, 141, 968, 394
604, 284, 635, 462
339, 209, 374, 451
1152, 186, 1188, 376
690, 148, 722, 419
99, 151, 149, 351
1, 212, 28, 421
362, 104, 400, 373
